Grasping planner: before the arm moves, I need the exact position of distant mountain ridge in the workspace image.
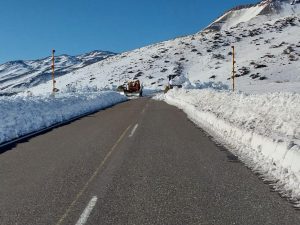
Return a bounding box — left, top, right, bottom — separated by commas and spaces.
0, 50, 115, 95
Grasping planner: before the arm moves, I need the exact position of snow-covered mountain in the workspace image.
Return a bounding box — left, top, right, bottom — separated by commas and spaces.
9, 0, 300, 95
207, 0, 300, 31
0, 50, 115, 95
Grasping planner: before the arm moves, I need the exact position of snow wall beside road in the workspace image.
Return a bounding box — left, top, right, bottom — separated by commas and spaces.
156, 88, 300, 207
0, 91, 127, 145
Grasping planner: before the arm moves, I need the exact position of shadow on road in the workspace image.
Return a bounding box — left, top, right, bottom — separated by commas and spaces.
0, 103, 120, 155
0, 120, 74, 155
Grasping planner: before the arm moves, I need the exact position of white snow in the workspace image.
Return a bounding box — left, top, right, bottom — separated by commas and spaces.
155, 88, 300, 206
0, 91, 126, 145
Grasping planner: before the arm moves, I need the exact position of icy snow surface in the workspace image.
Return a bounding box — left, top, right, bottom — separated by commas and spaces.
0, 91, 126, 144
155, 88, 300, 207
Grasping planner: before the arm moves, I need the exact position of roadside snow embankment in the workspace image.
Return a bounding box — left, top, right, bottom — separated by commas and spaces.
156, 89, 300, 206
0, 91, 127, 145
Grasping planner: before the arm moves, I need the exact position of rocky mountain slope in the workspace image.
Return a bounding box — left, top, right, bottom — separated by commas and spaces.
7, 0, 300, 95
0, 50, 115, 95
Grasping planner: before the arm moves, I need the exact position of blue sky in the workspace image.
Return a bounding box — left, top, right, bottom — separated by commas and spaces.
0, 0, 258, 63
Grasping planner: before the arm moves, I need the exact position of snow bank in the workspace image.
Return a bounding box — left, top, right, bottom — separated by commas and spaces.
0, 91, 127, 144
156, 89, 300, 206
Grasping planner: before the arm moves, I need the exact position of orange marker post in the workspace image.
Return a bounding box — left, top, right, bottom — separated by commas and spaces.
52, 49, 56, 93
231, 46, 236, 92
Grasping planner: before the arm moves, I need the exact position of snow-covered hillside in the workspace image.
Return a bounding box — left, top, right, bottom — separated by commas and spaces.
23, 0, 300, 95
0, 50, 115, 96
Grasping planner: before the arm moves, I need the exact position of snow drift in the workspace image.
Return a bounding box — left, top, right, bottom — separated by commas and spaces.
0, 91, 127, 145
156, 88, 300, 206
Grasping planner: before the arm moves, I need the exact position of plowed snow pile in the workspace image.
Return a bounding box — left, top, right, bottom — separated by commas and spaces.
156, 88, 300, 206
0, 91, 126, 144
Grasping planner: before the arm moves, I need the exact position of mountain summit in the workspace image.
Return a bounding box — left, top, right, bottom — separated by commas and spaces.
207, 0, 300, 31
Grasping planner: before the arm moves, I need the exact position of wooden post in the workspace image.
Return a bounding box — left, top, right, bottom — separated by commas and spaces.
232, 46, 235, 92
52, 49, 55, 93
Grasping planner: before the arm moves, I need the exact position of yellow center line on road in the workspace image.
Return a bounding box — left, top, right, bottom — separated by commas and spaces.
55, 124, 132, 225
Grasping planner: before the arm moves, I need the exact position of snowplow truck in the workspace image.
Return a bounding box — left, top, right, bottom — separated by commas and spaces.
124, 80, 143, 97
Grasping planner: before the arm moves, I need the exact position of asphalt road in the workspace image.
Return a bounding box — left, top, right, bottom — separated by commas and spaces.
0, 98, 299, 225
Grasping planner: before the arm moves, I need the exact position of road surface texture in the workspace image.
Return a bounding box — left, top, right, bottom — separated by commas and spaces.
0, 98, 299, 225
